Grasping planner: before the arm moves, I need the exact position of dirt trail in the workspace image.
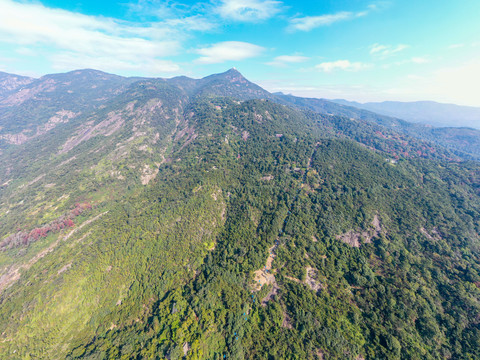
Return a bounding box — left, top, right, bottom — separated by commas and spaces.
253, 246, 276, 288
252, 143, 321, 304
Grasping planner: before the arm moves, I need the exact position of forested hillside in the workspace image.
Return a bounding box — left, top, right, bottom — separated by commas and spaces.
278, 93, 480, 160
332, 99, 480, 129
0, 70, 479, 359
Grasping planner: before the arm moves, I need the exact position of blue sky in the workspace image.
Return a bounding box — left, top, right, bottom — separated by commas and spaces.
0, 0, 479, 106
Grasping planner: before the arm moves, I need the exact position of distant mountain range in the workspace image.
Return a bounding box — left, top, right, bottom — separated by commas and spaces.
276, 93, 480, 160
331, 99, 480, 129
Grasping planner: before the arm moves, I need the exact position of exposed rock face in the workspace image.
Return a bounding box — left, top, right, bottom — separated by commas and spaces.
141, 164, 159, 185
0, 72, 34, 98
285, 266, 324, 293
253, 246, 277, 291
336, 215, 382, 247
305, 267, 323, 292
337, 230, 363, 247
60, 111, 125, 153
0, 78, 56, 106
0, 132, 29, 145
182, 342, 190, 356
0, 110, 79, 145
420, 227, 442, 241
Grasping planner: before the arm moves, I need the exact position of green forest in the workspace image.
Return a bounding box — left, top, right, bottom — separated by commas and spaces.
0, 74, 479, 359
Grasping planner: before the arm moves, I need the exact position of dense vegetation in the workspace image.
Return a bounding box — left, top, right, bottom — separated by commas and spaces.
0, 70, 479, 359
279, 93, 480, 160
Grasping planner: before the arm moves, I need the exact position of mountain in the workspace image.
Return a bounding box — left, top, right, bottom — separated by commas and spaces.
0, 69, 136, 146
166, 68, 276, 102
333, 99, 480, 129
0, 72, 34, 98
0, 69, 479, 360
278, 93, 480, 160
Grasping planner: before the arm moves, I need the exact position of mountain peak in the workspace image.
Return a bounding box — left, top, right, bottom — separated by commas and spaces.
226, 67, 240, 74
203, 68, 245, 81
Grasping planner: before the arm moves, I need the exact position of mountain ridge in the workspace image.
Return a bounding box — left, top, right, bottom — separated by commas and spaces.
332, 98, 480, 129
1, 68, 479, 160
0, 68, 479, 359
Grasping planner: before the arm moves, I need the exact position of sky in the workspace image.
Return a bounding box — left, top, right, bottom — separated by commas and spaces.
0, 0, 479, 106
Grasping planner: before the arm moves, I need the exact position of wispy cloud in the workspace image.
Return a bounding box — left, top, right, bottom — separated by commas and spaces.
267, 55, 309, 67
410, 57, 430, 64
448, 43, 465, 49
382, 57, 430, 68
126, 0, 213, 23
0, 0, 212, 75
370, 43, 409, 58
288, 12, 355, 32
52, 53, 180, 74
315, 60, 370, 72
287, 2, 384, 32
217, 0, 284, 22
195, 41, 264, 64
366, 1, 393, 12
163, 15, 216, 32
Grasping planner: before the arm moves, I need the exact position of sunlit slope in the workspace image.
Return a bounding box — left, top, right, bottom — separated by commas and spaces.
0, 97, 478, 359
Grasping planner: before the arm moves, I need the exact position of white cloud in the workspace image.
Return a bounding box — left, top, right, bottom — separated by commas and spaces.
52, 53, 180, 75
448, 43, 465, 49
217, 0, 283, 22
367, 1, 393, 12
370, 43, 409, 58
261, 56, 480, 107
289, 12, 355, 32
195, 41, 264, 64
267, 55, 309, 67
315, 60, 370, 72
369, 44, 387, 54
288, 3, 381, 32
0, 0, 193, 75
126, 0, 215, 27
164, 16, 216, 32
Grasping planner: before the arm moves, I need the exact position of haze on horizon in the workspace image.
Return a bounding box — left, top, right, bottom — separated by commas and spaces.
0, 0, 479, 107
